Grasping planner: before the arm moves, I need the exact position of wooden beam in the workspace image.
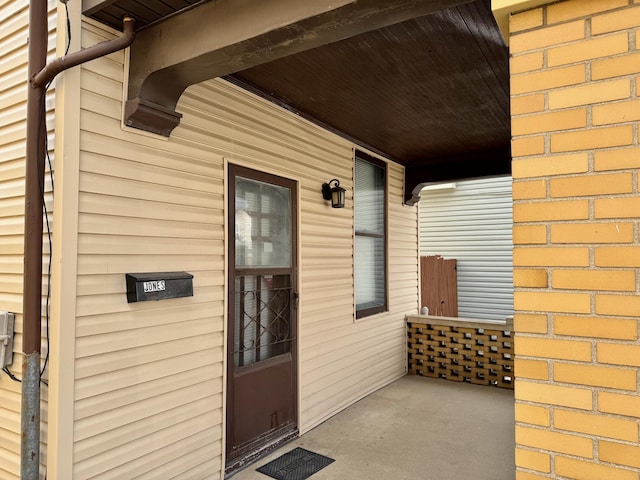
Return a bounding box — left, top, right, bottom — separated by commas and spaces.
125, 0, 473, 136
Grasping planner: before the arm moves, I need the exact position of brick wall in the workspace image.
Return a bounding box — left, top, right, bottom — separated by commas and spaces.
510, 0, 640, 478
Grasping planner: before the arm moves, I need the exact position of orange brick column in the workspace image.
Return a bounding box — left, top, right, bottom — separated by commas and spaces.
510, 1, 640, 478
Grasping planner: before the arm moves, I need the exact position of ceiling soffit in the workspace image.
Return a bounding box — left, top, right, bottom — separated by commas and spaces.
108, 0, 475, 136
83, 0, 510, 204
229, 0, 511, 203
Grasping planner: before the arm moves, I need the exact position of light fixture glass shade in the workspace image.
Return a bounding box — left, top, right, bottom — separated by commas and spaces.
330, 185, 346, 208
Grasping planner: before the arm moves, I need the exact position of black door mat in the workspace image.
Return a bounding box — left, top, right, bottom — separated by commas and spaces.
256, 447, 335, 480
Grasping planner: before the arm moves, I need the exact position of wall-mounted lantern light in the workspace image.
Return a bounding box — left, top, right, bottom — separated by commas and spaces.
322, 179, 346, 208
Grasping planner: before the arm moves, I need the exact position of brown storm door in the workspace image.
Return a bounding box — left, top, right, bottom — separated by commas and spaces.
226, 164, 298, 471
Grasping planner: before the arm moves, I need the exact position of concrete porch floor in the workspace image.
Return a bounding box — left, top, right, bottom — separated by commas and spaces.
231, 375, 515, 480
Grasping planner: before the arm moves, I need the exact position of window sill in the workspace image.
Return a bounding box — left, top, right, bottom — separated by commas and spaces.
355, 310, 388, 322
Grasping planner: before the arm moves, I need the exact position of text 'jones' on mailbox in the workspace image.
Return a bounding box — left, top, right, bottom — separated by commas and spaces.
126, 272, 193, 303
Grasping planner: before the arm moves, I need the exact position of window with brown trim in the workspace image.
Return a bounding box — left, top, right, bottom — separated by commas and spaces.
354, 152, 387, 319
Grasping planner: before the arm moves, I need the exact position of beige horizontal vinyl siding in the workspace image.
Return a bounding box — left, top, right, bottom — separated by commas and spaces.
299, 159, 418, 431
159, 79, 417, 436
75, 17, 418, 478
74, 21, 224, 480
0, 0, 56, 478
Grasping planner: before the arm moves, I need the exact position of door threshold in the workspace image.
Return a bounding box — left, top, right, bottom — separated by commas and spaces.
225, 428, 299, 478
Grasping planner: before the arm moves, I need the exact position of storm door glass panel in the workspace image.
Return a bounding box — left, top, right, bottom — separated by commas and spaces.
233, 175, 293, 368
234, 275, 292, 368
235, 177, 291, 268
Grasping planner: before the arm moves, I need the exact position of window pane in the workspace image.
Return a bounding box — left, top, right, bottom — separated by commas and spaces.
235, 177, 291, 268
355, 158, 384, 235
355, 154, 387, 317
355, 231, 385, 311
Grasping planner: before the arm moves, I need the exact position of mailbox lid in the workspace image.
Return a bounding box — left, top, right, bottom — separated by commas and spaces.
127, 271, 193, 282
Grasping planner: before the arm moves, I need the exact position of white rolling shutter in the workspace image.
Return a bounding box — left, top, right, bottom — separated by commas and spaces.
419, 176, 513, 322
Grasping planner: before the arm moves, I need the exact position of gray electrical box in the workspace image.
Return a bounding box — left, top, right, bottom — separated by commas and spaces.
0, 311, 15, 368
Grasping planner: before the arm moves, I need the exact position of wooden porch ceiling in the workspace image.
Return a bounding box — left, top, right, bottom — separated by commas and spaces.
83, 0, 510, 204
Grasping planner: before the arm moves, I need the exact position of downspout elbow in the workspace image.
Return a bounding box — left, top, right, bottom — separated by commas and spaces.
33, 16, 136, 88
